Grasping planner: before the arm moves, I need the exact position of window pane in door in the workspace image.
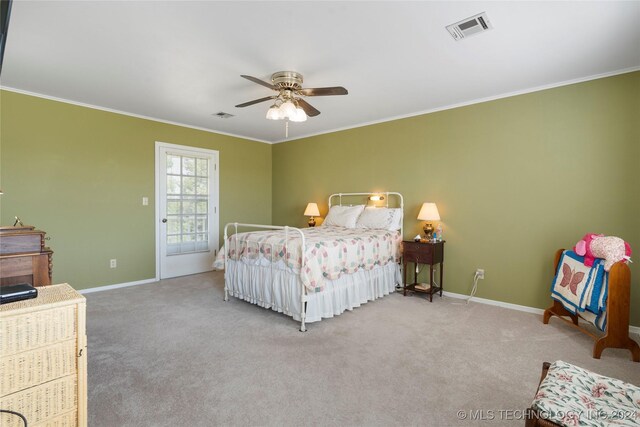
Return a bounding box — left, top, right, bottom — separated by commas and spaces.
167, 235, 180, 254
183, 177, 196, 195
196, 158, 208, 177
165, 152, 211, 255
196, 216, 207, 232
167, 155, 181, 175
182, 216, 196, 234
196, 200, 208, 214
182, 234, 196, 253
167, 200, 181, 215
196, 178, 208, 195
182, 200, 195, 214
167, 217, 180, 234
197, 233, 208, 251
167, 176, 181, 195
183, 157, 196, 176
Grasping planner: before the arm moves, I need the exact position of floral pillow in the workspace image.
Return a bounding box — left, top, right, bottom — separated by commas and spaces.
532, 360, 640, 426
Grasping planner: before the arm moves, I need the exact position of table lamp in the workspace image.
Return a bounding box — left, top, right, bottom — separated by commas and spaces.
417, 202, 440, 240
304, 202, 320, 227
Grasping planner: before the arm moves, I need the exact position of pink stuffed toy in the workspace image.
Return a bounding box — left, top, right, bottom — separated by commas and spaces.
574, 233, 632, 271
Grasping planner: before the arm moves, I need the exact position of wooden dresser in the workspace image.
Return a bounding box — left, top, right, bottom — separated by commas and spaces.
0, 226, 53, 287
0, 284, 87, 427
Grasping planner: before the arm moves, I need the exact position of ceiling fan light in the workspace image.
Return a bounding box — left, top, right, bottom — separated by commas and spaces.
279, 101, 297, 118
266, 105, 282, 120
290, 107, 307, 122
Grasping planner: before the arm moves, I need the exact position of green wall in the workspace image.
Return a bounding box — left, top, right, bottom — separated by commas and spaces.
2, 72, 638, 326
0, 90, 272, 289
273, 71, 640, 326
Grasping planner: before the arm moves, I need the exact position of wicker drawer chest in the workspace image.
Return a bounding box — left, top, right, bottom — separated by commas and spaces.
1, 284, 87, 427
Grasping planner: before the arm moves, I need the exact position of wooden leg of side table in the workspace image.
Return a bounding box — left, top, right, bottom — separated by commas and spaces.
403, 261, 407, 296
429, 264, 434, 302
439, 262, 444, 297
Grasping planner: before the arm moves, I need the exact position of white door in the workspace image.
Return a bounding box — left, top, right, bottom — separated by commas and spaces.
156, 142, 219, 279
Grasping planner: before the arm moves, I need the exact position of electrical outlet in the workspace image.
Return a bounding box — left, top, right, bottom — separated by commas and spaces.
110, 259, 117, 269
476, 268, 484, 280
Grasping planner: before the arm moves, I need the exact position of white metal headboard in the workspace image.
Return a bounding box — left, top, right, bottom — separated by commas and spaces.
328, 192, 404, 234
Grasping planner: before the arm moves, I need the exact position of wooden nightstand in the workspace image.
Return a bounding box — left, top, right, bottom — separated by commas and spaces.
402, 240, 445, 302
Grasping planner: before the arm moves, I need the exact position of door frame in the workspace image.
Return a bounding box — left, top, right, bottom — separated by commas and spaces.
154, 141, 220, 280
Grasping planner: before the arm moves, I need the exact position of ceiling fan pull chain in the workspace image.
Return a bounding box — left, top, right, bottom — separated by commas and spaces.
285, 120, 289, 138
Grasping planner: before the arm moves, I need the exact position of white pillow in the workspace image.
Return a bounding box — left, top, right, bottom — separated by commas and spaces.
356, 207, 403, 231
388, 208, 403, 231
322, 205, 365, 228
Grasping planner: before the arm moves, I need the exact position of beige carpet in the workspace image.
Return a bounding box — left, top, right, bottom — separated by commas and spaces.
86, 271, 640, 426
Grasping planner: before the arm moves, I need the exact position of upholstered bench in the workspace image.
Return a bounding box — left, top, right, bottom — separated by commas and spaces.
526, 361, 640, 427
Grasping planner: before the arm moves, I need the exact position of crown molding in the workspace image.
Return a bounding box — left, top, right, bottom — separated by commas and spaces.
273, 65, 640, 144
3, 65, 639, 145
0, 86, 272, 144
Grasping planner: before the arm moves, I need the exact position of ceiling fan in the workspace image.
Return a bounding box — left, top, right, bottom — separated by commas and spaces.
235, 71, 348, 122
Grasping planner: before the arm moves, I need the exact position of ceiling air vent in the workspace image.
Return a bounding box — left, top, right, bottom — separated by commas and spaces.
446, 12, 492, 41
214, 112, 234, 119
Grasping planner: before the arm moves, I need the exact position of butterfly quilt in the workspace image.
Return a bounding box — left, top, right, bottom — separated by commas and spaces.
551, 250, 608, 331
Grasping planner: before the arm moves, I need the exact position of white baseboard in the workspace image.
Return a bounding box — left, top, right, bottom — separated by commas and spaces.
442, 290, 640, 336
443, 290, 545, 315
79, 278, 157, 294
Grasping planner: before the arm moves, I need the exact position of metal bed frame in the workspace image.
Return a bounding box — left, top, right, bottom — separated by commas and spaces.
222, 192, 404, 332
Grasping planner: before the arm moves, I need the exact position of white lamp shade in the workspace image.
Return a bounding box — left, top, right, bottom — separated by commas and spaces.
279, 101, 297, 118
417, 202, 440, 221
304, 202, 320, 217
289, 107, 307, 122
266, 105, 283, 120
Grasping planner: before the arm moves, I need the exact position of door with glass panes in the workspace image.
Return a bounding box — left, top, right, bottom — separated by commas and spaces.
157, 143, 218, 279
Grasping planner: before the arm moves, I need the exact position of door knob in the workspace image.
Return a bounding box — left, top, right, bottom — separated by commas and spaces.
162, 218, 168, 223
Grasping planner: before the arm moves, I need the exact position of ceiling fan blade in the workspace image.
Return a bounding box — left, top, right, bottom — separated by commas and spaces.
298, 86, 348, 96
235, 96, 277, 108
240, 75, 277, 90
297, 98, 321, 117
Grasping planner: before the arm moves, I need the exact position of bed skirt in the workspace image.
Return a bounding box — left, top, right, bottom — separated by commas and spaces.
226, 260, 402, 323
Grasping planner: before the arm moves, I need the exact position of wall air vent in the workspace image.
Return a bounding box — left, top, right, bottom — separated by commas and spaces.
446, 12, 492, 41
214, 112, 234, 119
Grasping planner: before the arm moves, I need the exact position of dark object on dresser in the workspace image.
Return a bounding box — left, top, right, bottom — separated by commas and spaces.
0, 225, 53, 287
0, 283, 38, 304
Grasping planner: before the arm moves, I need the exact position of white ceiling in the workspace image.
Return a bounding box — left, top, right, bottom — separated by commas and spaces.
2, 1, 639, 143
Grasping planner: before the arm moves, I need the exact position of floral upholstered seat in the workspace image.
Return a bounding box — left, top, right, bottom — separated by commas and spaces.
531, 360, 640, 426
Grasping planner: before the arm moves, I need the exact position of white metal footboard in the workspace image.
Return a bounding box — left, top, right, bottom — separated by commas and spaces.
223, 222, 308, 332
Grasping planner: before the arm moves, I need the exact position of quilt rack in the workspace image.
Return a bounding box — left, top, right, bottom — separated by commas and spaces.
543, 248, 639, 362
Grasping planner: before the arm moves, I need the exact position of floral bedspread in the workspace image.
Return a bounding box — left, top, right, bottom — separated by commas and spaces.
214, 226, 401, 292
532, 360, 640, 426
